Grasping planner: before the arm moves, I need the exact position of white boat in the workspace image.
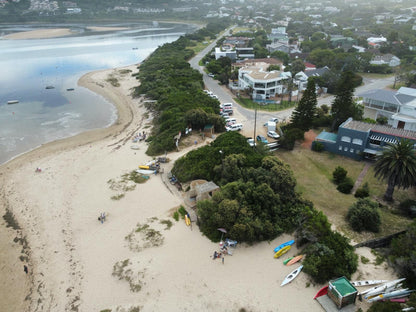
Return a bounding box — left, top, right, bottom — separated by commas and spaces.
7, 100, 19, 104
136, 169, 155, 175
363, 278, 406, 298
368, 289, 414, 303
130, 145, 140, 150
281, 265, 303, 286
351, 280, 387, 287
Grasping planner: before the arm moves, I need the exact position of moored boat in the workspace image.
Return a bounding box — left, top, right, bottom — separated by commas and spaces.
274, 245, 291, 258
351, 280, 387, 287
273, 239, 295, 253
281, 265, 303, 286
66, 88, 75, 91
45, 85, 55, 89
7, 100, 19, 104
314, 285, 329, 299
286, 255, 303, 266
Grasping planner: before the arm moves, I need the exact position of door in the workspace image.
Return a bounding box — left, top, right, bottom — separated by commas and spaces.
398, 121, 405, 129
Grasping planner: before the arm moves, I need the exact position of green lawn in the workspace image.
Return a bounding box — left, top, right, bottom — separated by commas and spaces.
235, 97, 297, 112
277, 143, 414, 243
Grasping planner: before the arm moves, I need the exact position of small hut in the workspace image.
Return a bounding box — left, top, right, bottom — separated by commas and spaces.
327, 277, 358, 309
203, 124, 214, 138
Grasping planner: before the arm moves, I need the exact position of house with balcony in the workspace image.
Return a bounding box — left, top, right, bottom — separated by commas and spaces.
358, 87, 416, 131
313, 118, 416, 160
237, 60, 289, 100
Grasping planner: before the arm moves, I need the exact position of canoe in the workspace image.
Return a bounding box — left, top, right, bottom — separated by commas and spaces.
314, 285, 329, 299
287, 255, 303, 266
351, 280, 387, 287
281, 265, 303, 286
139, 165, 149, 169
283, 257, 294, 265
130, 145, 140, 150
368, 289, 414, 303
274, 245, 291, 259
185, 214, 191, 226
7, 100, 19, 104
136, 169, 155, 175
363, 278, 406, 298
273, 239, 295, 253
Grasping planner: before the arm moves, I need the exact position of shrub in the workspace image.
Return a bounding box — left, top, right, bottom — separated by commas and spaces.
280, 128, 304, 150
332, 166, 347, 184
354, 182, 369, 198
337, 177, 354, 194
312, 142, 324, 152
398, 199, 416, 217
346, 198, 381, 232
376, 116, 388, 125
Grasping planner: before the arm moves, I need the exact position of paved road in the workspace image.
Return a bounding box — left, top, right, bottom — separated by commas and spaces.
189, 34, 395, 140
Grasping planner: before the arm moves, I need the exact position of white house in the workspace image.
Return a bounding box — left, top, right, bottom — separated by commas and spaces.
358, 87, 416, 131
370, 54, 401, 67
238, 61, 289, 100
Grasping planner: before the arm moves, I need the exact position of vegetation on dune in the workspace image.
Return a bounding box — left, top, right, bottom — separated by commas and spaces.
133, 21, 230, 155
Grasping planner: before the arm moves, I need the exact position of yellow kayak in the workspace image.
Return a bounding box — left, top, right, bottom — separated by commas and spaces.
274, 245, 291, 258
185, 214, 191, 226
139, 165, 149, 169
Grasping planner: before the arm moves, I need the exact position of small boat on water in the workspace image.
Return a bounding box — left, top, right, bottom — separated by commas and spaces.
281, 265, 303, 286
351, 280, 387, 287
45, 85, 55, 89
7, 100, 19, 104
273, 239, 295, 253
66, 88, 75, 91
286, 255, 303, 266
314, 285, 329, 299
274, 245, 291, 258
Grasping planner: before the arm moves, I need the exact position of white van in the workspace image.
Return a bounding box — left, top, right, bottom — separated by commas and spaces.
221, 103, 233, 109
225, 118, 237, 125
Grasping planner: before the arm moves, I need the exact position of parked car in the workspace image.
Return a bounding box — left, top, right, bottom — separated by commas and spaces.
256, 135, 268, 144
208, 73, 215, 78
269, 117, 279, 123
226, 123, 243, 132
225, 118, 237, 125
221, 108, 233, 115
220, 102, 233, 109
210, 94, 218, 99
247, 138, 256, 147
267, 130, 280, 139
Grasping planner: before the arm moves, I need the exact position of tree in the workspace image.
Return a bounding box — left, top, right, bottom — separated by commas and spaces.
290, 59, 305, 74
330, 71, 362, 131
291, 78, 317, 131
346, 198, 381, 232
374, 140, 416, 202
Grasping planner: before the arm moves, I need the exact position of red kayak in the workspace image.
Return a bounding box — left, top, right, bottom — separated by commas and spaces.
314, 285, 328, 299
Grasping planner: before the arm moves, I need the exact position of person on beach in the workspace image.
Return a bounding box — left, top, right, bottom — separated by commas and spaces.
24, 265, 28, 274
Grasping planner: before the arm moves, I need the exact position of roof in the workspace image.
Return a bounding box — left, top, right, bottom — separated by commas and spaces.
329, 277, 357, 297
341, 119, 416, 140
195, 181, 219, 194
358, 89, 416, 106
305, 66, 330, 78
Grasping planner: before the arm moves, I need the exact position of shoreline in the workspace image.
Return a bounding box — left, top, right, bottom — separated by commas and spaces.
0, 62, 399, 311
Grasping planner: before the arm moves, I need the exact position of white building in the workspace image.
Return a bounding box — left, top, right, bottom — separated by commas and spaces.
238, 61, 289, 100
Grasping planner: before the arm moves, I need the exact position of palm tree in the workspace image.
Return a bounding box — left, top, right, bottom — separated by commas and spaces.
374, 139, 416, 202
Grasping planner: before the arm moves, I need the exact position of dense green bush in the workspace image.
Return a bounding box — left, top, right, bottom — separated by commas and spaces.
354, 182, 369, 198
333, 166, 348, 184
346, 198, 381, 232
312, 142, 324, 152
302, 231, 358, 283
367, 301, 401, 312
390, 222, 416, 289
337, 177, 354, 194
279, 127, 304, 150
398, 199, 416, 217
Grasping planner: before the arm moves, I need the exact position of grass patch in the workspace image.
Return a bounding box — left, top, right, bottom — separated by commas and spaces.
235, 97, 297, 112
276, 140, 415, 242
178, 205, 187, 218
112, 259, 145, 292
160, 219, 173, 230
111, 194, 125, 201
361, 256, 370, 264
106, 75, 120, 87
3, 208, 21, 230
173, 211, 179, 221
125, 220, 164, 252
119, 69, 132, 75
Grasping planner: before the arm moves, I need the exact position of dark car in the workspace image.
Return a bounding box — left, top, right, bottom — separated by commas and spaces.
256, 135, 268, 144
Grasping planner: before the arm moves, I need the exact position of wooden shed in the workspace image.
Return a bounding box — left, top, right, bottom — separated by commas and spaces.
327, 277, 358, 309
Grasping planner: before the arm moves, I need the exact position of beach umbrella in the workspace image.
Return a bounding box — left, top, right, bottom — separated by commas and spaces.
217, 228, 227, 242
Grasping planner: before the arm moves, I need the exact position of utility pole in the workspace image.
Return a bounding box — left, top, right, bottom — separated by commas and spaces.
253, 107, 257, 147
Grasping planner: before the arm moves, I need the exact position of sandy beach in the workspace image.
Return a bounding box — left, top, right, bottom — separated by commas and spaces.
0, 63, 398, 311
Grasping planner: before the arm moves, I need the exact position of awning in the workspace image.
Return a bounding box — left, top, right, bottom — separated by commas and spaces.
363, 148, 381, 155
369, 135, 398, 144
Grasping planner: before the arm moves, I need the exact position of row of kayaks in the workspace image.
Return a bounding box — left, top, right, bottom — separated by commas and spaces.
274, 239, 304, 287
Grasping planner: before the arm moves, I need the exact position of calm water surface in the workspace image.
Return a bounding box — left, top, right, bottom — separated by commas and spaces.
0, 22, 196, 165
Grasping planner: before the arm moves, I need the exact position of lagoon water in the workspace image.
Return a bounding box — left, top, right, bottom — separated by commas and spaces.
0, 22, 196, 165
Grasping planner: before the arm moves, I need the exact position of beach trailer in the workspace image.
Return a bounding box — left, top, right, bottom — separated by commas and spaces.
327, 277, 358, 309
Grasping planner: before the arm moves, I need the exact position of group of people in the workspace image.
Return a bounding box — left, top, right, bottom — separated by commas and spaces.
212, 244, 230, 264
132, 131, 146, 143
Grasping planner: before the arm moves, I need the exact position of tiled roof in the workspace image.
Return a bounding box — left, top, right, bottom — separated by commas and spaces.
358, 89, 416, 105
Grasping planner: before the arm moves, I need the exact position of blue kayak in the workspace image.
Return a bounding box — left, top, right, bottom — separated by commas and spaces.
274, 239, 295, 253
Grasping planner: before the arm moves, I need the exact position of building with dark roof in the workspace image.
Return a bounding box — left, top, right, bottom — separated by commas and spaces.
313, 118, 416, 160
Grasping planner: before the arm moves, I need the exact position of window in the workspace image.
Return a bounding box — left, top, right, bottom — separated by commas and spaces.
344, 147, 348, 151
339, 145, 342, 150
350, 148, 354, 153
341, 136, 351, 143
352, 138, 363, 145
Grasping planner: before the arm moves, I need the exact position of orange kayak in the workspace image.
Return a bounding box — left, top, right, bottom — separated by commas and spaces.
286, 255, 303, 266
